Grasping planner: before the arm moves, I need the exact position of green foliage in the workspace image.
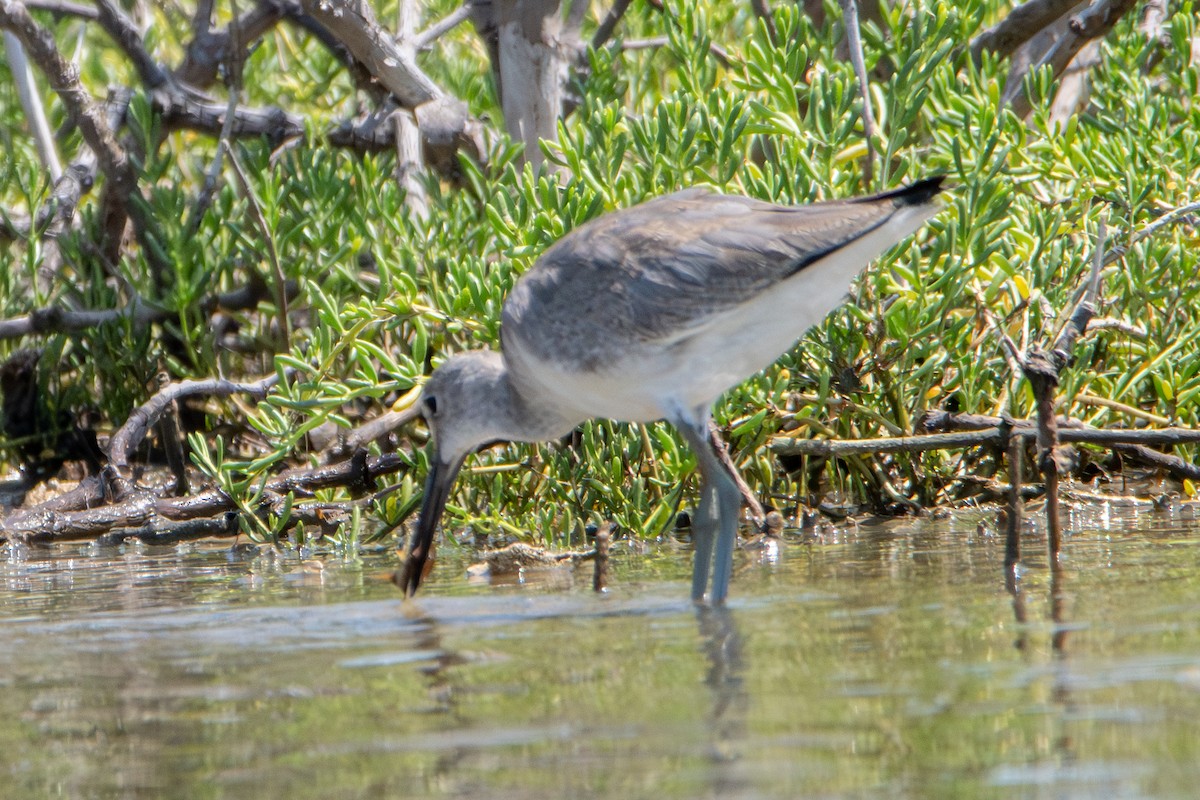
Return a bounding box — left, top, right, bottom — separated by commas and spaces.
2, 0, 1199, 548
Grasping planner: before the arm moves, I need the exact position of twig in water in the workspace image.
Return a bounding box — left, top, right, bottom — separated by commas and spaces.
593, 521, 611, 593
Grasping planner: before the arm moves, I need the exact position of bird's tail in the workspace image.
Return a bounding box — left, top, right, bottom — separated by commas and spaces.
856, 176, 947, 208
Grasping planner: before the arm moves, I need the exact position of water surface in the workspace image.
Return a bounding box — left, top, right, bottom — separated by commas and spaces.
3, 504, 1200, 798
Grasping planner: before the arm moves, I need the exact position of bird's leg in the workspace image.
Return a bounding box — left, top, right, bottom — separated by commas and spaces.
676, 412, 743, 604
707, 453, 742, 604
690, 475, 717, 601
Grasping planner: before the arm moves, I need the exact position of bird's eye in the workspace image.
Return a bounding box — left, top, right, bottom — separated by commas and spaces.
423, 395, 439, 416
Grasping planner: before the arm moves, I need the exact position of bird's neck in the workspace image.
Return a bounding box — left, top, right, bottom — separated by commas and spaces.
496, 353, 582, 443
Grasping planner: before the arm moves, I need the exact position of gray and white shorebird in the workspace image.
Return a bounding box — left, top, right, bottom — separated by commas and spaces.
396, 177, 945, 603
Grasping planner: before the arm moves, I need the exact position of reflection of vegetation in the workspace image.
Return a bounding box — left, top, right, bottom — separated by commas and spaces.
1, 1, 1198, 548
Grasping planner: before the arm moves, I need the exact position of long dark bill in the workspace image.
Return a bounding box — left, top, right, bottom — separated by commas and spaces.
394, 450, 464, 598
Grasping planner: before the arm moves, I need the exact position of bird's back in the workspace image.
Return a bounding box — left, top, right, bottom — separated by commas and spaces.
504, 182, 940, 361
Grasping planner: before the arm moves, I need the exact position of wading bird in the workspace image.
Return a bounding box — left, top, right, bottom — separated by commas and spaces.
396, 178, 945, 603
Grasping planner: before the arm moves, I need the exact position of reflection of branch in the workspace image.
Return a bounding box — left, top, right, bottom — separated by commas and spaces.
1003, 419, 1023, 580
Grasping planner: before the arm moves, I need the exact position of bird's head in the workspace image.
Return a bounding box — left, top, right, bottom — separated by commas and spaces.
394, 349, 511, 596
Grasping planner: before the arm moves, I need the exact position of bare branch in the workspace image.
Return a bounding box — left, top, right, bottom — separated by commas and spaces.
0, 1, 133, 203
24, 0, 95, 18
394, 109, 429, 219
750, 0, 778, 45
921, 410, 1200, 481
1006, 0, 1140, 119
592, 0, 632, 50
414, 2, 472, 49
1105, 199, 1200, 266
1051, 214, 1106, 360
153, 86, 304, 144
184, 84, 247, 236
970, 0, 1079, 62
0, 276, 299, 340
107, 372, 285, 469
710, 420, 764, 525
776, 412, 1200, 481
3, 31, 61, 179
840, 0, 875, 185
92, 0, 170, 88
226, 147, 290, 344
298, 0, 440, 106
176, 0, 288, 88
0, 0, 167, 277
322, 404, 422, 459
619, 35, 732, 67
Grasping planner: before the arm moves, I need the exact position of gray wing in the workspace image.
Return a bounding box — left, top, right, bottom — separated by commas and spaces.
503, 185, 926, 366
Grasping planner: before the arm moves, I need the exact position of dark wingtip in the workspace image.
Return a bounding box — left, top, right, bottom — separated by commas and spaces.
857, 175, 948, 207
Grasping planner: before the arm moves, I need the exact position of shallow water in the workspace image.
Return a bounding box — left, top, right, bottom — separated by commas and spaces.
3, 504, 1200, 799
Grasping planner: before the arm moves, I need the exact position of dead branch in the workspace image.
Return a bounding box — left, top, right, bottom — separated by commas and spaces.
93, 0, 170, 89
0, 276, 299, 340
1028, 218, 1105, 563
970, 0, 1079, 62
749, 0, 778, 46
176, 0, 289, 88
1023, 348, 1063, 562
0, 88, 131, 255
0, 2, 134, 210
774, 411, 1200, 482
297, 0, 440, 105
415, 2, 473, 50
154, 87, 304, 144
24, 0, 96, 18
1104, 199, 1200, 266
1004, 0, 1140, 119
107, 373, 285, 470
0, 451, 407, 542
710, 420, 765, 525
618, 35, 733, 68
592, 0, 633, 49
322, 404, 422, 460
4, 31, 61, 179
840, 0, 876, 185
0, 0, 167, 279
